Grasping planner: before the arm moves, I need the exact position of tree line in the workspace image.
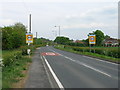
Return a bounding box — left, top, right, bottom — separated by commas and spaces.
1, 23, 53, 50
54, 30, 112, 46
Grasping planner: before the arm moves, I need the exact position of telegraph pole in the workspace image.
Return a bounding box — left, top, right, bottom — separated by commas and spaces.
27, 14, 32, 57
55, 26, 60, 36
29, 14, 31, 33
58, 26, 60, 36
36, 32, 37, 44
36, 32, 37, 38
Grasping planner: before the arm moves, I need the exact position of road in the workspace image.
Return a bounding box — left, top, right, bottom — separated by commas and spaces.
39, 46, 118, 88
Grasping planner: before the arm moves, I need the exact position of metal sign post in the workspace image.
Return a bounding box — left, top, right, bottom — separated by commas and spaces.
26, 33, 33, 56
26, 14, 33, 57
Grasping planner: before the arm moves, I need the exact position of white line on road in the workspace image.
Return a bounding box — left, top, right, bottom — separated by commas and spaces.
48, 48, 112, 78
81, 63, 112, 77
43, 56, 64, 89
63, 55, 112, 77
41, 56, 55, 88
49, 48, 118, 66
82, 56, 118, 66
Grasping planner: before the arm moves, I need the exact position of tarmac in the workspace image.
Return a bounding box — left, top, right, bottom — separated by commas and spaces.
24, 48, 51, 88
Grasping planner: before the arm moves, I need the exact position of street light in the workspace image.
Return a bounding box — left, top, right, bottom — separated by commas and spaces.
52, 30, 57, 37
55, 26, 60, 36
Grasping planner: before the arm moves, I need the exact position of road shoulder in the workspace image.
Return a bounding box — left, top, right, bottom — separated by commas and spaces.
24, 49, 51, 88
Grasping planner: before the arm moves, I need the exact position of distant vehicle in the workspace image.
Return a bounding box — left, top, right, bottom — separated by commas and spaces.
46, 45, 49, 46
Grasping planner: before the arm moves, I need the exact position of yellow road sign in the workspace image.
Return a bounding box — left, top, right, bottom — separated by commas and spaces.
26, 33, 33, 43
89, 35, 96, 44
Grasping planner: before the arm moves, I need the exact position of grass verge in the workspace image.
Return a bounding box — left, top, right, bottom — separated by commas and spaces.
2, 56, 31, 88
55, 46, 119, 64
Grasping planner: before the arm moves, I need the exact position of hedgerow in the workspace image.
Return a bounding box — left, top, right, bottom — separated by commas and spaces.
64, 46, 119, 58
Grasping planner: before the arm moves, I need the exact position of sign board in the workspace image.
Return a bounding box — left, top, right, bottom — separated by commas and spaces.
26, 33, 33, 43
89, 35, 96, 44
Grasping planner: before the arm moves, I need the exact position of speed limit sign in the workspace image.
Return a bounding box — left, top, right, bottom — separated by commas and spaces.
26, 33, 33, 43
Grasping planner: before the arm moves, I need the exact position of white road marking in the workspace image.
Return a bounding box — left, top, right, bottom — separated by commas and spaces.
43, 56, 64, 89
81, 63, 112, 77
63, 56, 112, 77
40, 56, 55, 88
49, 48, 118, 66
47, 48, 112, 78
82, 56, 118, 66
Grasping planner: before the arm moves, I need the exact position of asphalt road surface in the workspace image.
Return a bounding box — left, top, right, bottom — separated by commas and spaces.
39, 46, 118, 88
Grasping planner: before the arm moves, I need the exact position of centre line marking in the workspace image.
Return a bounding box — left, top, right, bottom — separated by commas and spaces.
81, 63, 112, 77
48, 48, 112, 78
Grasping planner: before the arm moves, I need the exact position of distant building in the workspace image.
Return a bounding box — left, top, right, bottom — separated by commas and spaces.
74, 40, 84, 44
103, 38, 119, 47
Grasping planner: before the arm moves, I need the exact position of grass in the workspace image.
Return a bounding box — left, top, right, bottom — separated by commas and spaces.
2, 45, 44, 88
55, 46, 119, 63
2, 55, 31, 88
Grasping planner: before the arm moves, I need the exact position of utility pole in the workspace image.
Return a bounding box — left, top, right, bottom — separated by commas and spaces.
27, 14, 32, 57
29, 14, 31, 33
55, 26, 60, 36
36, 32, 37, 38
36, 32, 37, 45
58, 26, 60, 36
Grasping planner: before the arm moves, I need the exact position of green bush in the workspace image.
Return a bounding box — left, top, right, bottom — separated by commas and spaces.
3, 51, 22, 67
19, 44, 45, 55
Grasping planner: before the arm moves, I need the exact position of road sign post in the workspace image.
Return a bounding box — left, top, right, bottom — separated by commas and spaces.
26, 33, 33, 56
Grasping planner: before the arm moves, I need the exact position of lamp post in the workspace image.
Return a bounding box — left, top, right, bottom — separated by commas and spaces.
55, 26, 60, 36
52, 30, 57, 38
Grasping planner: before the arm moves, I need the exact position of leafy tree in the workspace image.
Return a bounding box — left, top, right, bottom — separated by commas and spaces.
54, 36, 70, 44
104, 35, 110, 40
12, 23, 27, 48
2, 23, 27, 50
2, 26, 13, 50
93, 30, 105, 46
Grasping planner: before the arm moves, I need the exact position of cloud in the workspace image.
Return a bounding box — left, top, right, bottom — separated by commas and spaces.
63, 5, 117, 29
65, 5, 117, 20
0, 1, 118, 40
0, 19, 16, 26
1, 0, 119, 3
63, 23, 108, 29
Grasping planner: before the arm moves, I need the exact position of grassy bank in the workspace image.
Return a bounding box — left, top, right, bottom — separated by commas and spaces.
55, 45, 119, 63
2, 45, 45, 88
2, 53, 31, 88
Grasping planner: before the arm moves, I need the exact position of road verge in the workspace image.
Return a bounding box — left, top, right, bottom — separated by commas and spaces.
55, 46, 119, 64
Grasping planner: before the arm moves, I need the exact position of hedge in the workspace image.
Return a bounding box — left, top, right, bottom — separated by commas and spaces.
2, 44, 46, 67
64, 46, 119, 58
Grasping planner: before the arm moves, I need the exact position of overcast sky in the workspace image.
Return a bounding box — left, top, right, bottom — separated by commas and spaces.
0, 0, 119, 40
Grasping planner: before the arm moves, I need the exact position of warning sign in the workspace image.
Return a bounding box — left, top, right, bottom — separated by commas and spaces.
89, 35, 96, 44
26, 33, 33, 43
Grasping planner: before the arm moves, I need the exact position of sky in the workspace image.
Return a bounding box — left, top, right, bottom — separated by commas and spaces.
0, 0, 119, 40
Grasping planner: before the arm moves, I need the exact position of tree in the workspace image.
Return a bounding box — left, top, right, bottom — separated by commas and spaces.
54, 36, 70, 44
104, 35, 110, 40
2, 23, 27, 50
12, 22, 27, 48
93, 30, 105, 46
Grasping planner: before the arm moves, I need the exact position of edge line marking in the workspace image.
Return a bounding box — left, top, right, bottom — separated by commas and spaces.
43, 56, 64, 89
